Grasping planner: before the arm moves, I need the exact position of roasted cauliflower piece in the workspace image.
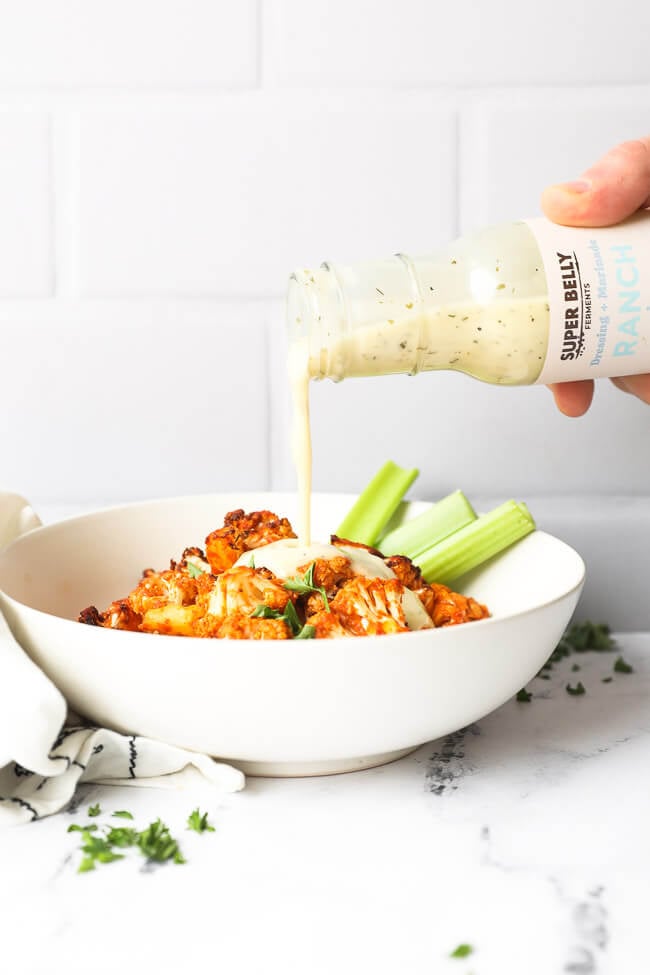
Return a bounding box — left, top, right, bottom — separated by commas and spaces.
127, 568, 199, 616
205, 509, 297, 574
330, 535, 384, 558
300, 555, 354, 615
415, 582, 489, 627
383, 554, 425, 591
196, 611, 291, 640
329, 577, 409, 635
200, 566, 292, 619
172, 546, 212, 576
304, 609, 360, 638
139, 604, 202, 636
79, 599, 143, 632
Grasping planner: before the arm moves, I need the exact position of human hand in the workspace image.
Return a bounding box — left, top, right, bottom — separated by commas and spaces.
541, 137, 650, 416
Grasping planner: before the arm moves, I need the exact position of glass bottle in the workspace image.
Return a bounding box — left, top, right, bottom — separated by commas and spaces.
287, 213, 650, 387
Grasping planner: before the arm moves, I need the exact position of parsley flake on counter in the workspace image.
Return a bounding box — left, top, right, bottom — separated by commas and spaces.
112, 810, 134, 820
614, 656, 634, 674
105, 826, 139, 848
564, 621, 614, 652
187, 808, 215, 834
69, 813, 189, 872
602, 677, 613, 683
137, 818, 185, 864
566, 681, 586, 696
516, 688, 532, 703
87, 803, 101, 817
450, 943, 473, 959
571, 664, 580, 672
78, 830, 125, 872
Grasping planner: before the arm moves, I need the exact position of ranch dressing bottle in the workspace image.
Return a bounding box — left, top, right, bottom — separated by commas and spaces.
287, 212, 650, 387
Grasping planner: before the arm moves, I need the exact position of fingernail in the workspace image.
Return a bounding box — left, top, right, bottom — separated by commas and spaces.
561, 179, 591, 194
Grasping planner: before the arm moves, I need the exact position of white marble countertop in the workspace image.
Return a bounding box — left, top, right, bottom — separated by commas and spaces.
1, 626, 648, 975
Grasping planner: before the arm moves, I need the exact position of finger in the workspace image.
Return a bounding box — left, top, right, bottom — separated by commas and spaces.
548, 380, 595, 417
610, 374, 650, 404
541, 137, 650, 227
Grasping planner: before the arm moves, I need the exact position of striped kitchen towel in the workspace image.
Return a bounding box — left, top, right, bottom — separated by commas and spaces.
0, 612, 244, 826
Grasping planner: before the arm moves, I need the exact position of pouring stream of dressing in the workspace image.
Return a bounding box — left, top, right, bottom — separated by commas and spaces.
289, 297, 549, 545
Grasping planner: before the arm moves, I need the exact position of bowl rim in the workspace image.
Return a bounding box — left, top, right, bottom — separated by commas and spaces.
0, 490, 586, 644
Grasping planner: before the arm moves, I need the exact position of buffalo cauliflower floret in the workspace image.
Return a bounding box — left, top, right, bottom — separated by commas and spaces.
195, 611, 291, 640
205, 509, 296, 574
329, 577, 409, 635
78, 599, 142, 632
415, 582, 489, 627
200, 566, 292, 619
304, 609, 361, 638
172, 546, 212, 576
139, 604, 202, 636
299, 555, 354, 616
330, 535, 384, 558
383, 554, 425, 591
126, 568, 199, 616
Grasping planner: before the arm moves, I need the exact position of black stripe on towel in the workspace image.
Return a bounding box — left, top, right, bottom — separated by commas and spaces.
128, 736, 137, 778
0, 796, 38, 820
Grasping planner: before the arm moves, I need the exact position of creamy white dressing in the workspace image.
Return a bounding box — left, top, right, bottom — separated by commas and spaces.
289, 296, 549, 548
235, 538, 432, 630
289, 365, 312, 546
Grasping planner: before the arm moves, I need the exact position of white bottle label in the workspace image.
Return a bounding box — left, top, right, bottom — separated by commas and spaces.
527, 212, 650, 385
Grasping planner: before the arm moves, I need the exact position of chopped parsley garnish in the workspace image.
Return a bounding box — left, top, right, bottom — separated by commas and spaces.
77, 830, 125, 872
566, 681, 586, 696
571, 664, 580, 672
538, 620, 616, 676
614, 655, 634, 674
283, 599, 302, 633
112, 810, 134, 820
602, 677, 613, 683
564, 621, 614, 652
105, 826, 139, 848
68, 812, 196, 872
87, 803, 101, 817
516, 688, 532, 703
186, 562, 206, 579
295, 624, 316, 640
252, 595, 312, 639
137, 819, 185, 864
284, 562, 330, 611
187, 808, 215, 834
251, 604, 284, 620
450, 943, 473, 958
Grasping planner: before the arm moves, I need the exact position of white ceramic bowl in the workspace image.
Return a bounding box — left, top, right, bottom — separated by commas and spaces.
0, 491, 585, 776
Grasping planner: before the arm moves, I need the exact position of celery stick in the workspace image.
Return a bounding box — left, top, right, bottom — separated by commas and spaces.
414, 500, 535, 585
336, 460, 419, 546
379, 490, 477, 558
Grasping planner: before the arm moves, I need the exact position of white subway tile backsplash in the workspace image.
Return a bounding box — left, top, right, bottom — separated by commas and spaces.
0, 302, 269, 504
460, 89, 650, 230
0, 1, 257, 88
0, 3, 647, 620
77, 94, 457, 297
0, 113, 52, 296
264, 0, 650, 87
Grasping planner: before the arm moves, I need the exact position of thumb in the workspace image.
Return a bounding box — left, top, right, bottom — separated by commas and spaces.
541, 137, 650, 227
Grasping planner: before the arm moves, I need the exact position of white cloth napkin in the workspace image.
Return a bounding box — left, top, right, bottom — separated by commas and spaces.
0, 609, 245, 827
